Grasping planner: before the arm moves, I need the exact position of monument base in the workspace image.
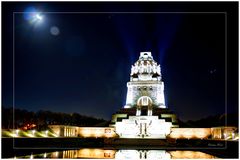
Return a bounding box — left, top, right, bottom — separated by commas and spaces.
115, 116, 173, 139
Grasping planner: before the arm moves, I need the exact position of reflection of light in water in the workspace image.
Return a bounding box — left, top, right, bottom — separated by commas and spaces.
18, 149, 218, 159
169, 151, 217, 159
115, 150, 171, 160
50, 151, 59, 158
77, 149, 115, 159
115, 150, 139, 160
62, 149, 115, 159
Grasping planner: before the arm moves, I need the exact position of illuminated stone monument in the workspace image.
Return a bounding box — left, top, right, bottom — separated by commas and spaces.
111, 52, 178, 139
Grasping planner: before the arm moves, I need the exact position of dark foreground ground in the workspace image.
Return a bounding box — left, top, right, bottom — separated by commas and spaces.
2, 138, 239, 158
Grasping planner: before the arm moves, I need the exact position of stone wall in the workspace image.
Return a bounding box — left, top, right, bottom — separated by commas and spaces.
77, 127, 116, 138
48, 125, 236, 140
169, 128, 211, 139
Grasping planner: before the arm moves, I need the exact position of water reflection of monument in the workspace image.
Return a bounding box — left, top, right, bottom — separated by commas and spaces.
48, 149, 217, 159
110, 52, 178, 139
115, 150, 171, 159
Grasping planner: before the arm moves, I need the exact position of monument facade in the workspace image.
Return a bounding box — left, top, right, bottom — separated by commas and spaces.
111, 52, 178, 139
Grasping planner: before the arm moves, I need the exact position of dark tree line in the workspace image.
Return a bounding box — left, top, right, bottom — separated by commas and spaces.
2, 107, 237, 129
2, 107, 108, 129
178, 113, 238, 128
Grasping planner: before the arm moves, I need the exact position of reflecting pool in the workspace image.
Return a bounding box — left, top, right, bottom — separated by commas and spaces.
15, 149, 219, 159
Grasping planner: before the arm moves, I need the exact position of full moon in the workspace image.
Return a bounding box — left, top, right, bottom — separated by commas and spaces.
50, 26, 60, 36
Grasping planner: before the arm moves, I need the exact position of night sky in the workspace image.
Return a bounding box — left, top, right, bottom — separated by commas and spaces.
2, 2, 238, 121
